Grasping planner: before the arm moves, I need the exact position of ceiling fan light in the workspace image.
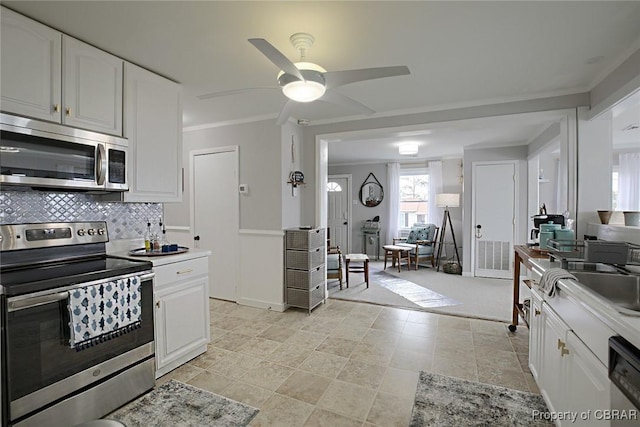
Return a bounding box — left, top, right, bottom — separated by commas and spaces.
282, 80, 326, 102
399, 142, 419, 156
278, 63, 327, 103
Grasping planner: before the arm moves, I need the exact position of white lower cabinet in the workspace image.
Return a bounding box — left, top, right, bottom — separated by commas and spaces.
539, 304, 569, 416
531, 289, 611, 426
528, 289, 544, 381
563, 331, 610, 426
154, 257, 210, 378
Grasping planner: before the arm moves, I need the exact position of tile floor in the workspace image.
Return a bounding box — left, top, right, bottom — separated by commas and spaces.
158, 297, 538, 427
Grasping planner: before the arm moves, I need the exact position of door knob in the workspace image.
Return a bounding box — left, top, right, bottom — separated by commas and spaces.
194, 235, 200, 241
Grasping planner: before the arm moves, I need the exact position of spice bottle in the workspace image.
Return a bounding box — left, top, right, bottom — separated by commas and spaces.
144, 221, 151, 252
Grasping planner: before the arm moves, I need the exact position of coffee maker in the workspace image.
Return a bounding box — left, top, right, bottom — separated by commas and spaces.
530, 214, 565, 242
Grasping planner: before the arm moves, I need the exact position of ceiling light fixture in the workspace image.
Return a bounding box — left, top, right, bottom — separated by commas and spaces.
398, 142, 419, 156
278, 62, 327, 103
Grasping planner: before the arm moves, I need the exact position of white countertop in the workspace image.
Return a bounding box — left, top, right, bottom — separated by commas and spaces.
107, 239, 211, 267
530, 258, 640, 350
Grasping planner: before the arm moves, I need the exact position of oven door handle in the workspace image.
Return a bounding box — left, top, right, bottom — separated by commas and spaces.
8, 291, 69, 312
139, 272, 155, 281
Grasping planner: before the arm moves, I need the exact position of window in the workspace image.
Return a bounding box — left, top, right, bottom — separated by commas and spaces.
398, 167, 429, 234
327, 181, 342, 192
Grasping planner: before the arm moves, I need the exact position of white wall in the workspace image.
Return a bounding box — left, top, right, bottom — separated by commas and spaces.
165, 119, 283, 230
281, 120, 304, 229
590, 48, 640, 118
164, 118, 300, 311
327, 159, 463, 258
302, 94, 590, 228
576, 107, 612, 239
440, 158, 464, 259
537, 151, 560, 214
328, 163, 388, 254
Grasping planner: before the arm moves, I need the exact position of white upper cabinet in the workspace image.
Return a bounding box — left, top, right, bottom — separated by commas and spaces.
124, 63, 182, 202
0, 8, 123, 135
0, 7, 62, 122
62, 36, 123, 135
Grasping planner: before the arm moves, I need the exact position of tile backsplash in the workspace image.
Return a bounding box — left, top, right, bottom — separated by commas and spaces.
0, 190, 162, 240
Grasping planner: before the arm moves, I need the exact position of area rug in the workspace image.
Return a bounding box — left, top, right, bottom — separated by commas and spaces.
410, 372, 552, 426
107, 380, 258, 427
329, 262, 526, 322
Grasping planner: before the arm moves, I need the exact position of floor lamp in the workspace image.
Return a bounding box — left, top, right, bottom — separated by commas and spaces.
435, 193, 461, 271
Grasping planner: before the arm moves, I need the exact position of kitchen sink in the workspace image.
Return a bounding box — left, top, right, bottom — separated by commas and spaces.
571, 271, 640, 315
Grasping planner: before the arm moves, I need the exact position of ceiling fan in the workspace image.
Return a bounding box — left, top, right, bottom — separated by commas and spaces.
198, 33, 410, 125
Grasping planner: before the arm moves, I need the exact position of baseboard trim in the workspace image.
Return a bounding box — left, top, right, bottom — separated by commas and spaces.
237, 297, 285, 312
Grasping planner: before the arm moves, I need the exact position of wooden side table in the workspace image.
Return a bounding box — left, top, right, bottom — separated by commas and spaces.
382, 245, 412, 272
344, 254, 370, 288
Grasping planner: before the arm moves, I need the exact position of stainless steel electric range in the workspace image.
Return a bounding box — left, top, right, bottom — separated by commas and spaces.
0, 222, 155, 427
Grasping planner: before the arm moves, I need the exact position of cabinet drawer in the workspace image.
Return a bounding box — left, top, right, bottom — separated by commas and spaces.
154, 257, 208, 288
286, 265, 325, 290
285, 228, 325, 250
286, 248, 324, 270
287, 284, 324, 310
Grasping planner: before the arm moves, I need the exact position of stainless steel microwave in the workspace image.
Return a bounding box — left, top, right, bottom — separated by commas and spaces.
0, 114, 128, 192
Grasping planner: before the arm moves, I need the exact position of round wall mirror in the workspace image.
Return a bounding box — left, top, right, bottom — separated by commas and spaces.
359, 173, 384, 207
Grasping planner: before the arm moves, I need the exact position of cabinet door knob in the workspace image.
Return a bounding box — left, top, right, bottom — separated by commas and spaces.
53, 104, 60, 113
534, 309, 541, 316
561, 347, 570, 357
156, 301, 160, 308
66, 107, 71, 116
557, 339, 565, 349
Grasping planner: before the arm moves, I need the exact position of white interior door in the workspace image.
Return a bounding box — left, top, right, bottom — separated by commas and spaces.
327, 175, 350, 252
473, 161, 516, 279
193, 148, 239, 301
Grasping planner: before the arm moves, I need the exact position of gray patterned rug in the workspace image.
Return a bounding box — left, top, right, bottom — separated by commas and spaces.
107, 380, 258, 427
410, 372, 553, 426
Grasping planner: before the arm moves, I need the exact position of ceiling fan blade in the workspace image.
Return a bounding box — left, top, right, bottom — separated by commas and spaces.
248, 38, 305, 82
197, 87, 279, 100
276, 100, 297, 125
320, 91, 375, 116
324, 66, 410, 89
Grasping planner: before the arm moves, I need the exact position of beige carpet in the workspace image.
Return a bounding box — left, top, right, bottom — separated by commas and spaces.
329, 261, 531, 323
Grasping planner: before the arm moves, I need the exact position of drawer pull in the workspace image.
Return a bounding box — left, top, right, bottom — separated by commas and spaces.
176, 268, 194, 275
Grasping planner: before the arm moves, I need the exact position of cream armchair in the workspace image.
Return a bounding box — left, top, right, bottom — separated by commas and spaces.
393, 223, 439, 269
326, 246, 343, 287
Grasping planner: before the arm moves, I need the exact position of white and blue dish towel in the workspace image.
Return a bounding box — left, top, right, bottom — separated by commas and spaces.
68, 275, 142, 351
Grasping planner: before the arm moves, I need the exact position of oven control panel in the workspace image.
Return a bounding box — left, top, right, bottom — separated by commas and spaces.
26, 227, 72, 241
0, 222, 108, 251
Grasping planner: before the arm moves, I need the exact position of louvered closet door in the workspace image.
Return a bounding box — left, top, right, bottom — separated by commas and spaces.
473, 162, 516, 279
